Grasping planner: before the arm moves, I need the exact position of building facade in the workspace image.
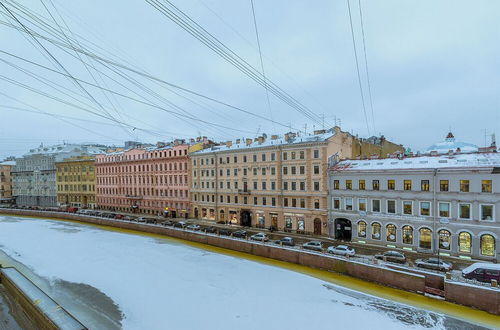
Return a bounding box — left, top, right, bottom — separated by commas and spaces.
0, 161, 15, 206
328, 152, 500, 261
190, 127, 403, 235
95, 142, 190, 217
12, 144, 106, 207
56, 156, 97, 209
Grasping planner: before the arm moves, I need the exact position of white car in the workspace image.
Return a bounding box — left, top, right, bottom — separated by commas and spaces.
186, 224, 201, 231
327, 245, 355, 256
250, 232, 269, 242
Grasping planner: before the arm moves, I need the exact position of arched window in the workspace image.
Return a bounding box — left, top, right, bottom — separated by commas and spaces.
357, 221, 366, 238
438, 230, 451, 250
386, 224, 396, 242
419, 228, 432, 249
480, 234, 495, 256
371, 223, 381, 240
458, 232, 471, 253
402, 225, 413, 245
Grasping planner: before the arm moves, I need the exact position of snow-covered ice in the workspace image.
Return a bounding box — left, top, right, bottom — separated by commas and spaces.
0, 216, 486, 330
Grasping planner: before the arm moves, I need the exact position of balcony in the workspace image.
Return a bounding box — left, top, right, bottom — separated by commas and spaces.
237, 189, 251, 195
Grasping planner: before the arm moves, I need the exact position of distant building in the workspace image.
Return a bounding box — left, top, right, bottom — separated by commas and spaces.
328, 137, 499, 261
0, 161, 15, 206
56, 156, 97, 209
12, 144, 106, 207
425, 132, 479, 154
95, 141, 190, 217
190, 127, 404, 235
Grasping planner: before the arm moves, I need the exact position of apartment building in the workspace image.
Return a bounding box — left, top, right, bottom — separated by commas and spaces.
328, 151, 500, 261
95, 142, 190, 217
56, 156, 97, 209
0, 161, 15, 206
190, 127, 403, 235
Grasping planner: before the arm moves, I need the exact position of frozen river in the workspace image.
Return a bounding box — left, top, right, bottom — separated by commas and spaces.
0, 215, 490, 330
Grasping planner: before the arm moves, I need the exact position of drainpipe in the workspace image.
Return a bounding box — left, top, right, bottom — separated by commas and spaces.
432, 168, 440, 263
214, 152, 218, 222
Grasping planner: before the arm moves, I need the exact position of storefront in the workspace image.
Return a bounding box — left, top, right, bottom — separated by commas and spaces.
256, 211, 265, 228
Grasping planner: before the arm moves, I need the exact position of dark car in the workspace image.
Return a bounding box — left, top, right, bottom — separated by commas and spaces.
462, 263, 500, 283
204, 226, 218, 233
274, 237, 295, 246
107, 213, 116, 218
174, 221, 187, 228
415, 258, 452, 272
114, 214, 124, 220
218, 229, 232, 236
145, 218, 157, 224
302, 240, 323, 252
374, 251, 406, 264
232, 230, 247, 238
161, 220, 174, 226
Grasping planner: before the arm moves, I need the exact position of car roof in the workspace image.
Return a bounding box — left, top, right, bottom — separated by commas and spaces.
337, 245, 348, 248
463, 262, 500, 273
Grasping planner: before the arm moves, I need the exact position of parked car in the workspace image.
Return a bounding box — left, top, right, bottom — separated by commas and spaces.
114, 214, 124, 220
145, 218, 157, 224
173, 221, 187, 228
273, 237, 295, 246
216, 220, 226, 225
123, 216, 134, 221
66, 207, 78, 213
462, 263, 500, 283
327, 245, 355, 256
186, 224, 201, 231
218, 229, 232, 236
204, 226, 218, 233
232, 230, 247, 238
136, 217, 147, 223
250, 232, 269, 242
374, 251, 406, 264
415, 258, 452, 272
303, 241, 323, 252
161, 220, 174, 226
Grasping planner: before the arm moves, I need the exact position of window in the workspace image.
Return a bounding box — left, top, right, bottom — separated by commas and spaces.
372, 199, 381, 212
299, 166, 305, 175
482, 180, 492, 193
419, 201, 431, 216
402, 201, 412, 215
346, 180, 352, 190
262, 197, 267, 205
284, 198, 288, 207
283, 167, 288, 175
345, 198, 353, 210
253, 182, 258, 190
314, 200, 320, 209
271, 153, 275, 161
402, 225, 413, 244
262, 182, 267, 190
403, 180, 412, 191
299, 151, 304, 159
371, 223, 381, 240
359, 180, 365, 190
419, 228, 432, 249
357, 221, 366, 238
458, 203, 471, 219
383, 225, 397, 244
333, 180, 339, 190
459, 232, 472, 253
480, 204, 494, 221
300, 199, 305, 208
291, 182, 296, 191
234, 156, 238, 163
291, 198, 297, 207
272, 197, 276, 206
271, 167, 276, 175
372, 180, 379, 190
262, 168, 266, 175
480, 234, 495, 256
358, 198, 367, 211
387, 180, 395, 190
283, 152, 287, 160
438, 230, 451, 250
313, 181, 320, 191
291, 152, 296, 160
314, 165, 320, 175
291, 166, 296, 175
313, 149, 319, 158
261, 154, 266, 162
271, 181, 276, 190
243, 155, 247, 162
254, 197, 258, 205
300, 182, 305, 191
387, 200, 396, 214
459, 180, 469, 192
439, 202, 450, 217
421, 180, 429, 191
440, 180, 448, 192
333, 198, 340, 209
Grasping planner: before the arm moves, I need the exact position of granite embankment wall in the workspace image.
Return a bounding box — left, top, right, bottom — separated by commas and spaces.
1, 209, 499, 315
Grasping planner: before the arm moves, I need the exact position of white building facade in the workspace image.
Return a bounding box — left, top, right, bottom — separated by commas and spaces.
328, 152, 500, 262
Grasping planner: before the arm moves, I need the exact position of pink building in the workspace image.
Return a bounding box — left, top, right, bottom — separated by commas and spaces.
95, 143, 190, 217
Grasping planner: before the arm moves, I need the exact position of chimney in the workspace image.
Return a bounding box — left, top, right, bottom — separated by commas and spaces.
271, 135, 279, 140
226, 141, 233, 148
257, 136, 265, 144
245, 138, 253, 146
284, 132, 296, 142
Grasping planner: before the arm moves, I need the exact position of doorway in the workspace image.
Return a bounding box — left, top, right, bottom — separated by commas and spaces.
240, 210, 252, 227
334, 218, 352, 241
314, 218, 322, 235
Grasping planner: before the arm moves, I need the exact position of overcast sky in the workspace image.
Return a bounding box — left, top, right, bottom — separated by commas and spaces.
0, 0, 499, 160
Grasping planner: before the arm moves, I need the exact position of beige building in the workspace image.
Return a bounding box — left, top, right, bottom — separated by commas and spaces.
56, 156, 97, 209
0, 161, 15, 205
190, 127, 403, 235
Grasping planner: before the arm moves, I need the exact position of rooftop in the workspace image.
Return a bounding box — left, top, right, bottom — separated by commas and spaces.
424, 132, 478, 154
25, 144, 106, 156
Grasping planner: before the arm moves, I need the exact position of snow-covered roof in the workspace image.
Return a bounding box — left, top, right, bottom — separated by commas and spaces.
25, 144, 106, 156
425, 132, 478, 154
193, 130, 335, 154
332, 152, 500, 171
462, 262, 500, 274
0, 161, 15, 166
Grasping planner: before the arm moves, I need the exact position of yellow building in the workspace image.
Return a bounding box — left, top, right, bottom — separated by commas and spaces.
56, 156, 96, 209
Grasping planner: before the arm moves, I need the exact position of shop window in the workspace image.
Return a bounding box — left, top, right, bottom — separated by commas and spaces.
357, 221, 366, 238
438, 230, 451, 250
402, 225, 413, 245
297, 218, 305, 231
371, 223, 381, 240
386, 224, 396, 242
480, 234, 495, 256
419, 228, 432, 249
285, 217, 292, 229
458, 232, 471, 253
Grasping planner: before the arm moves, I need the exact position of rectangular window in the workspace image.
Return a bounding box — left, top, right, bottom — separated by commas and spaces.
482, 180, 492, 193
243, 155, 247, 162
333, 180, 339, 190
358, 180, 365, 190
313, 149, 319, 158
440, 180, 449, 192
262, 197, 267, 206
459, 180, 469, 192
253, 168, 258, 175
283, 167, 288, 175
346, 180, 352, 190
372, 199, 380, 212
253, 154, 257, 162
313, 181, 320, 191
291, 166, 296, 175
234, 156, 238, 163
403, 201, 412, 215
271, 167, 276, 175
253, 182, 258, 189
283, 182, 288, 190
372, 180, 379, 190
387, 200, 396, 214
439, 202, 450, 217
299, 166, 305, 175
284, 198, 288, 207
272, 197, 276, 206
291, 182, 296, 191
262, 168, 266, 175
300, 199, 305, 208
283, 152, 288, 160
333, 198, 340, 209
300, 182, 305, 191
387, 180, 395, 190
358, 198, 366, 211
480, 204, 494, 221
271, 181, 276, 190
420, 201, 431, 216
254, 197, 258, 205
262, 154, 266, 162
345, 198, 353, 210
271, 153, 275, 161
299, 151, 304, 159
291, 152, 296, 160
292, 198, 297, 207
421, 180, 429, 191
458, 203, 471, 219
313, 165, 320, 175
262, 182, 267, 190
403, 180, 412, 191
